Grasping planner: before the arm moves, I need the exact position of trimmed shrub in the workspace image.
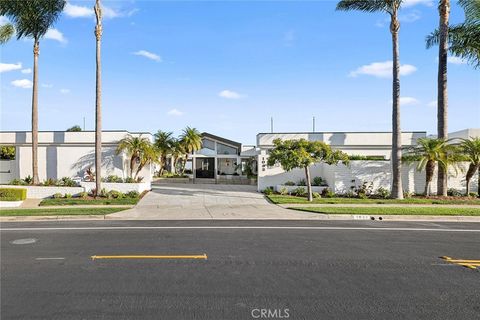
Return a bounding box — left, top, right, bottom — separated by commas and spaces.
64, 193, 73, 199
321, 188, 335, 198
447, 188, 463, 197
124, 191, 140, 199
124, 177, 136, 183
297, 179, 306, 186
53, 193, 63, 199
107, 190, 124, 199
312, 192, 321, 199
9, 178, 27, 186
375, 187, 390, 199
293, 187, 306, 197
279, 187, 288, 195
59, 177, 78, 187
0, 188, 27, 201
104, 175, 123, 183
262, 187, 274, 195
468, 192, 478, 198
79, 192, 88, 199
43, 178, 57, 186
284, 181, 295, 186
312, 177, 323, 186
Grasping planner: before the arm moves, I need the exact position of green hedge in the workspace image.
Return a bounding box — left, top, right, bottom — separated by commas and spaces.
0, 188, 27, 201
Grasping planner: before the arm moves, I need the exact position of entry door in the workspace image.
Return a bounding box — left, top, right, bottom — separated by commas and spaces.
195, 158, 215, 179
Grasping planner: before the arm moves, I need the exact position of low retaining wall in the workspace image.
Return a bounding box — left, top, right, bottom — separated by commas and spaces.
0, 201, 23, 208
0, 185, 84, 199
153, 178, 192, 184
217, 176, 256, 185
80, 182, 150, 193
275, 185, 328, 194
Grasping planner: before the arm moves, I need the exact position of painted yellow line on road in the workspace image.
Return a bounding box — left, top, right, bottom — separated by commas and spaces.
440, 256, 479, 270
91, 254, 207, 260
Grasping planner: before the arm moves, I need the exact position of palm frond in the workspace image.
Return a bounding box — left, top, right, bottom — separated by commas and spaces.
336, 0, 390, 13
0, 23, 14, 44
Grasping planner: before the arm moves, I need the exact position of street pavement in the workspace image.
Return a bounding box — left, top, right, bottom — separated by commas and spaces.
1, 220, 479, 319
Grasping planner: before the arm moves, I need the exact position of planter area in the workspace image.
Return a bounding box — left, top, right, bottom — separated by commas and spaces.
217, 176, 257, 185
153, 177, 192, 184
80, 182, 150, 193
275, 185, 328, 194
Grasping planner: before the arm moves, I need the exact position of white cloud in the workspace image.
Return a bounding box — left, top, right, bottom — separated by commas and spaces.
427, 100, 437, 107
64, 3, 93, 18
402, 0, 434, 8
218, 90, 244, 99
399, 10, 421, 23
21, 68, 32, 74
167, 108, 184, 116
45, 28, 67, 44
11, 79, 33, 89
42, 83, 53, 88
133, 50, 162, 62
399, 97, 419, 106
60, 88, 70, 94
349, 61, 417, 78
448, 56, 467, 65
0, 62, 22, 73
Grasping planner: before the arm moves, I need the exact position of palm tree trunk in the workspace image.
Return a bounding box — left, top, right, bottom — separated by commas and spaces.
425, 160, 435, 196
390, 13, 404, 199
465, 163, 479, 196
31, 39, 40, 185
305, 166, 313, 202
130, 156, 136, 178
94, 0, 102, 196
437, 0, 450, 196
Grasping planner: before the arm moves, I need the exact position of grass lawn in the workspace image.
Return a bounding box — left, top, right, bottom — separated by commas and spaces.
267, 194, 480, 205
0, 207, 128, 216
291, 206, 480, 216
39, 197, 139, 206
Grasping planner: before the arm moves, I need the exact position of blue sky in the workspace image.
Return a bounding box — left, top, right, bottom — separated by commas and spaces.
1, 0, 479, 145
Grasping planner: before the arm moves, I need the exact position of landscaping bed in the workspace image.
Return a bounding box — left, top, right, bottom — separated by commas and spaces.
267, 194, 480, 205
39, 190, 147, 206
0, 207, 128, 216
291, 206, 480, 216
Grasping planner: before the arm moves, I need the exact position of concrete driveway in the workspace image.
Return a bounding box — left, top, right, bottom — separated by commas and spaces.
109, 183, 321, 220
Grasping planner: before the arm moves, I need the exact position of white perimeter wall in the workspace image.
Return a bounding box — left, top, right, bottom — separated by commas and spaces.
258, 154, 478, 195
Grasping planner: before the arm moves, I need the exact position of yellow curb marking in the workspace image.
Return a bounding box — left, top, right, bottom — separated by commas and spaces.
440, 256, 479, 270
91, 254, 207, 260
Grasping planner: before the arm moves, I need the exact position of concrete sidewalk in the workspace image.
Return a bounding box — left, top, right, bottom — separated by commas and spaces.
281, 203, 480, 208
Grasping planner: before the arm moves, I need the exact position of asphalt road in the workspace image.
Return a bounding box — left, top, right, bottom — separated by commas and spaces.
1, 220, 479, 319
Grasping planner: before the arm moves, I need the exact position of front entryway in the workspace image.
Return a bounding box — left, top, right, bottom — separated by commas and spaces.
195, 157, 215, 179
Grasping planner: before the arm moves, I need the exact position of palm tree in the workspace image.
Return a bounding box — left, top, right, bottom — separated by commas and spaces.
336, 0, 404, 199
94, 0, 102, 195
134, 144, 160, 180
427, 0, 480, 68
116, 135, 152, 178
404, 138, 456, 196
154, 130, 175, 176
0, 23, 14, 44
1, 0, 66, 184
458, 138, 480, 196
179, 127, 202, 174
170, 139, 185, 174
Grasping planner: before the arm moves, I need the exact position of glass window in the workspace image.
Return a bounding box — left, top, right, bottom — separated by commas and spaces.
202, 138, 215, 150
217, 143, 237, 155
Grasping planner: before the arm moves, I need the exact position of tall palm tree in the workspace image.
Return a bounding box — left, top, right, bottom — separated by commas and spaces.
458, 138, 480, 196
170, 139, 185, 174
94, 0, 102, 195
116, 134, 152, 178
404, 138, 456, 196
0, 23, 14, 44
435, 0, 451, 196
179, 127, 202, 174
427, 0, 480, 68
336, 0, 404, 199
154, 130, 175, 175
1, 0, 66, 184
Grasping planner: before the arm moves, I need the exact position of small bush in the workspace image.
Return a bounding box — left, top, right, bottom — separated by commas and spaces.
124, 191, 140, 199
263, 187, 274, 195
64, 193, 73, 199
23, 175, 33, 185
136, 176, 144, 183
79, 191, 88, 199
279, 187, 289, 195
0, 188, 27, 201
447, 188, 463, 197
312, 177, 323, 186
293, 187, 306, 197
100, 188, 108, 198
107, 190, 124, 199
297, 179, 306, 186
312, 192, 321, 199
321, 188, 335, 198
104, 175, 123, 183
403, 191, 414, 199
375, 187, 390, 199
124, 177, 136, 183
9, 178, 27, 186
53, 193, 63, 199
468, 192, 478, 198
43, 178, 57, 186
59, 177, 78, 187
284, 181, 295, 186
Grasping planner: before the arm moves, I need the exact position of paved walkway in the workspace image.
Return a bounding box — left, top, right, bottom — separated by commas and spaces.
108, 184, 321, 220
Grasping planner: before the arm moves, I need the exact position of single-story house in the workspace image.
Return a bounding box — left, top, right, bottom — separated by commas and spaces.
0, 130, 154, 185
